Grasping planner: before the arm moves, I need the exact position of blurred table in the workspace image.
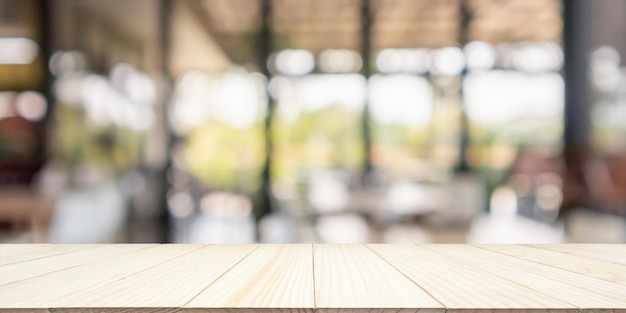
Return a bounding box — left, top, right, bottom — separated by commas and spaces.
1, 244, 625, 312
0, 186, 53, 242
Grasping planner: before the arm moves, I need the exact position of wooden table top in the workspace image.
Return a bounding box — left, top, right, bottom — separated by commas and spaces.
0, 244, 625, 312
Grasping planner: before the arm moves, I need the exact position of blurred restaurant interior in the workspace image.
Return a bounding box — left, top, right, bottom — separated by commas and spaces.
0, 0, 625, 244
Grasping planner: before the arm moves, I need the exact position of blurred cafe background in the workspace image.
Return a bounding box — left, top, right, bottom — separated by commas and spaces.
0, 0, 625, 244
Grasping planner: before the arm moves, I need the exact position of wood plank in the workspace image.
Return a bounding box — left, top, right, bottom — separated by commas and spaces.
0, 244, 94, 265
314, 244, 443, 313
425, 244, 626, 310
0, 309, 49, 313
184, 307, 312, 313
63, 245, 258, 308
48, 309, 175, 313
1, 244, 625, 312
0, 244, 153, 285
0, 244, 46, 254
368, 244, 577, 311
315, 310, 443, 313
184, 309, 312, 313
532, 244, 626, 266
185, 244, 314, 312
478, 244, 626, 285
0, 244, 198, 309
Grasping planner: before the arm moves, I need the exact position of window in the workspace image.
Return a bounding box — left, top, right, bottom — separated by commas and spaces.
168, 0, 564, 243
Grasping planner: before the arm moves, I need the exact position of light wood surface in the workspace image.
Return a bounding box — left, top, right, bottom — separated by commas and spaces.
186, 244, 313, 310
479, 244, 626, 285
0, 244, 149, 285
0, 244, 94, 265
425, 244, 626, 310
0, 244, 625, 313
368, 244, 577, 311
532, 244, 626, 266
45, 245, 257, 309
314, 244, 442, 312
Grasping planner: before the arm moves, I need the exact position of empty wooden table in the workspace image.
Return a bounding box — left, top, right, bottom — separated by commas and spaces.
1, 244, 625, 312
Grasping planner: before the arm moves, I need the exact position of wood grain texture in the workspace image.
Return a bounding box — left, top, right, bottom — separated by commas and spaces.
0, 244, 625, 313
0, 244, 151, 285
183, 309, 313, 313
478, 244, 626, 285
0, 244, 94, 265
185, 244, 314, 312
368, 244, 577, 311
65, 245, 258, 308
49, 309, 179, 313
531, 244, 626, 266
425, 244, 626, 309
183, 309, 312, 313
0, 245, 197, 309
314, 244, 443, 311
0, 309, 50, 313
0, 244, 46, 253
316, 309, 445, 313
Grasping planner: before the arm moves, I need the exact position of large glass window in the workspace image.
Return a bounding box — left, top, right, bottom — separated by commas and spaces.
165, 0, 566, 243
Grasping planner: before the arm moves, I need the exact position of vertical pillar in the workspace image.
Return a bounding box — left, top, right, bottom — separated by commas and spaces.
561, 0, 593, 210
259, 0, 273, 220
39, 0, 52, 169
159, 0, 173, 242
361, 0, 373, 182
563, 0, 592, 148
456, 0, 470, 172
